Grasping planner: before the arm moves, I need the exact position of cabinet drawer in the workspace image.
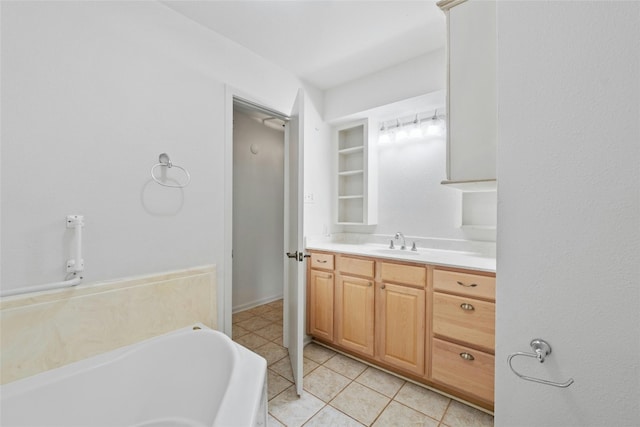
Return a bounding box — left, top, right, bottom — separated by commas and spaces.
433, 293, 495, 351
310, 253, 334, 270
433, 269, 495, 301
338, 256, 374, 278
432, 338, 494, 403
380, 262, 426, 288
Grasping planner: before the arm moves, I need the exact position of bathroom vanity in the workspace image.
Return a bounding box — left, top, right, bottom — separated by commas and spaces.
305, 244, 495, 411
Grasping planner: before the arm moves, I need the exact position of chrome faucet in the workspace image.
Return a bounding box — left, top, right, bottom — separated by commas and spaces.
394, 232, 406, 250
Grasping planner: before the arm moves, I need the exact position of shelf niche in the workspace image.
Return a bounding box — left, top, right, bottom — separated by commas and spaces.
335, 119, 377, 226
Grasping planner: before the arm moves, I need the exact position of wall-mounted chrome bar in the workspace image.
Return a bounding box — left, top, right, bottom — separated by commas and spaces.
0, 215, 84, 298
508, 338, 574, 388
0, 277, 82, 298
66, 215, 84, 274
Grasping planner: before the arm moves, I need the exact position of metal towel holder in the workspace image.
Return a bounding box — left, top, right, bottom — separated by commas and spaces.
151, 153, 191, 188
508, 339, 574, 388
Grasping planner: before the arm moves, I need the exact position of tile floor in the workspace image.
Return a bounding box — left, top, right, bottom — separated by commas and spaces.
232, 299, 494, 427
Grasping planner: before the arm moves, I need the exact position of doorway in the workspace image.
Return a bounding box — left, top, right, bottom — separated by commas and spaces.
232, 102, 286, 312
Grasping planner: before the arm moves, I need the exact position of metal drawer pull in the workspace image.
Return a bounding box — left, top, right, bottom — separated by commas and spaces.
460, 303, 475, 311
381, 284, 386, 289
368, 282, 373, 287
457, 281, 478, 288
508, 339, 574, 388
317, 260, 328, 263
459, 352, 475, 361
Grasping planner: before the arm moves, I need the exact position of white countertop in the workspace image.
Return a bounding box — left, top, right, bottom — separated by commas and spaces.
305, 242, 496, 273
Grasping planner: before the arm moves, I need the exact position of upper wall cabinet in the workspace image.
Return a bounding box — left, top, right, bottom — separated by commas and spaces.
439, 0, 496, 187
334, 119, 378, 225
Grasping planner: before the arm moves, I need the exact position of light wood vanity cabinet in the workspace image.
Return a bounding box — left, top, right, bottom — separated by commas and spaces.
334, 255, 375, 356
306, 251, 496, 410
431, 268, 496, 403
377, 277, 426, 376
307, 253, 335, 341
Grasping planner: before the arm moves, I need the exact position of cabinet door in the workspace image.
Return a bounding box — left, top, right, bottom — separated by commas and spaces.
446, 0, 496, 182
308, 270, 334, 342
335, 274, 375, 356
377, 283, 426, 375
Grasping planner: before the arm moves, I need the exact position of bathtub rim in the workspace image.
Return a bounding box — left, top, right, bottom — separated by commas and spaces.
1, 323, 267, 427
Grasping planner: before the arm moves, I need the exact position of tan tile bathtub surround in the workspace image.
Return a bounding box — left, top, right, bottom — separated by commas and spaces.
0, 265, 216, 384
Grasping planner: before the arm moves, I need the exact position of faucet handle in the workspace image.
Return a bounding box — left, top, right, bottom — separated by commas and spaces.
389, 240, 395, 249
411, 242, 417, 251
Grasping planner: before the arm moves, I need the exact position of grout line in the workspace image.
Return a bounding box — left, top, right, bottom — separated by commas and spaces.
439, 399, 452, 425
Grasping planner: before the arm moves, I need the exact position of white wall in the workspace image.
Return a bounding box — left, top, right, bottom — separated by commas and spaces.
0, 1, 327, 297
232, 110, 284, 311
323, 49, 445, 122
495, 2, 639, 426
376, 132, 464, 240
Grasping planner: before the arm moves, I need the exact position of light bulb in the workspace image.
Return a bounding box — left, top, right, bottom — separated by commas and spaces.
396, 127, 408, 141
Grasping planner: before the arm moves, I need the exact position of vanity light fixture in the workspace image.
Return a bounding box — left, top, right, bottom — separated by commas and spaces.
425, 109, 444, 136
395, 119, 409, 141
379, 123, 392, 144
378, 109, 445, 144
409, 114, 423, 139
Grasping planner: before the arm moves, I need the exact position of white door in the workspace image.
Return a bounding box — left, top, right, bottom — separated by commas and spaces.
283, 89, 305, 396
495, 2, 639, 426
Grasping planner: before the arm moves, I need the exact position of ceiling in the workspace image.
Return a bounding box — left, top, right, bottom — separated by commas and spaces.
161, 1, 446, 90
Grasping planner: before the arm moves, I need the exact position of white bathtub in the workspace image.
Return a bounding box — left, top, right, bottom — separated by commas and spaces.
0, 324, 267, 427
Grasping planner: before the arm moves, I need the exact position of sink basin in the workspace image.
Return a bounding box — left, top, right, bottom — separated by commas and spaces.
371, 248, 420, 256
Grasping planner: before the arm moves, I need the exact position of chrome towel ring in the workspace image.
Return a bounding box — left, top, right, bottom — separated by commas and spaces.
151, 153, 191, 188
508, 338, 574, 388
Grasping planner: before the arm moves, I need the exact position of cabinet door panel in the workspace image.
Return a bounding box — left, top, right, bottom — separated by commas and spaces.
338, 255, 375, 278
433, 269, 495, 301
309, 270, 334, 341
433, 292, 495, 352
336, 275, 375, 356
377, 283, 426, 375
432, 338, 494, 403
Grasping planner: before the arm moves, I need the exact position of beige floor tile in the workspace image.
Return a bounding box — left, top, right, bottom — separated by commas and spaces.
256, 341, 289, 366
271, 357, 294, 382
234, 332, 269, 350
267, 414, 284, 427
267, 299, 283, 310
304, 342, 336, 364
268, 386, 324, 427
254, 322, 283, 341
441, 400, 494, 427
232, 324, 250, 339
268, 369, 293, 400
248, 304, 274, 316
304, 365, 352, 402
355, 367, 405, 398
304, 405, 365, 427
237, 316, 273, 332
324, 354, 368, 379
394, 382, 450, 421
232, 310, 255, 323
304, 357, 320, 376
262, 309, 284, 323
372, 401, 439, 427
330, 382, 390, 426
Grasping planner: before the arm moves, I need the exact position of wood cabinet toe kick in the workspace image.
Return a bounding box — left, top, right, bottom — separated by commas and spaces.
306, 250, 496, 411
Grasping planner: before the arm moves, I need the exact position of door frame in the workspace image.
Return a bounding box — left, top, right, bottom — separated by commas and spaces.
222, 85, 292, 337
